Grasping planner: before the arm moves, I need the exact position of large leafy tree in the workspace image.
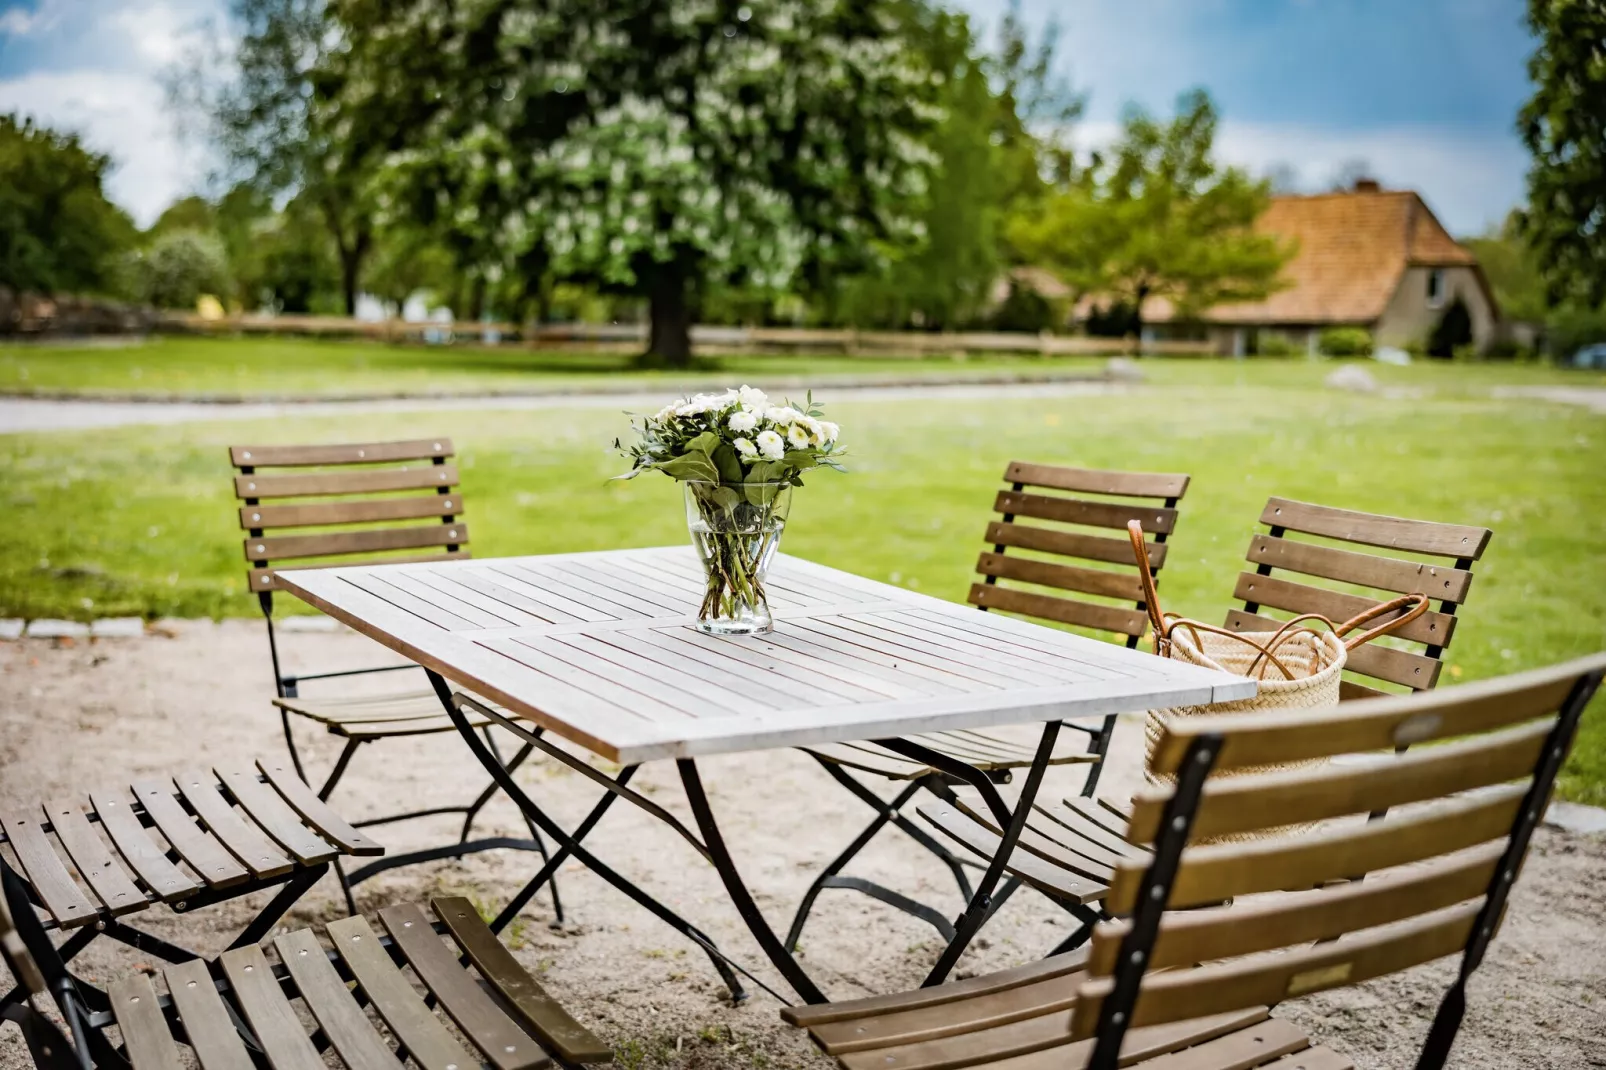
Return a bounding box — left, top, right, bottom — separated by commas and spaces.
1518, 0, 1606, 308
330, 0, 938, 364
829, 2, 1082, 330
0, 115, 137, 296
1007, 90, 1291, 338
170, 0, 376, 314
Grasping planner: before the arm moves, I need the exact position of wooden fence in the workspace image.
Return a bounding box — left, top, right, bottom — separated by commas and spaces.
160, 313, 1217, 357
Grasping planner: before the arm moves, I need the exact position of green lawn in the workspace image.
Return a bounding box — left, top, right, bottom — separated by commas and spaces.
1, 362, 1604, 801
0, 335, 1108, 399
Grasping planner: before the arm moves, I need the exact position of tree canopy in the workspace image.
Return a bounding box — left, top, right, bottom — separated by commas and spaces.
1518, 0, 1606, 309
0, 114, 137, 296
1006, 90, 1291, 336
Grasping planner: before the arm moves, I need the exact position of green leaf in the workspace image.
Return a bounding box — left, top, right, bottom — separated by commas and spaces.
745, 460, 788, 484
782, 450, 819, 470
683, 430, 722, 457
652, 452, 720, 482
710, 443, 745, 484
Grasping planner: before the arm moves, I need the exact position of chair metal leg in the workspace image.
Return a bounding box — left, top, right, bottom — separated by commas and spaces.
228, 863, 329, 949
317, 739, 362, 802
1079, 714, 1118, 797
279, 707, 308, 783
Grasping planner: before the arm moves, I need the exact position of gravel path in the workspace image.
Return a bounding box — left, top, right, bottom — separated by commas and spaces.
0, 379, 1122, 433
1490, 385, 1606, 414
2, 623, 1603, 1069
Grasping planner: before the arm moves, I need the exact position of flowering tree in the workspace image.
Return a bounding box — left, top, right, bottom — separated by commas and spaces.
327, 0, 938, 363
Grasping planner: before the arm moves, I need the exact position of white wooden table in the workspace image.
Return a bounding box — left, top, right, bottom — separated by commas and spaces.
277, 548, 1253, 1003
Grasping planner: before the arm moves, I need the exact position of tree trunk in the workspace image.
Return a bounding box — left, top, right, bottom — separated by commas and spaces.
1131, 283, 1149, 356
646, 265, 694, 367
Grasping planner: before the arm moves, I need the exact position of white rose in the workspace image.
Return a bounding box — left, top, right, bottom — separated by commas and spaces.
818, 420, 840, 443
766, 405, 802, 425
755, 429, 785, 460
733, 436, 758, 458
728, 409, 758, 433
738, 385, 768, 409
786, 423, 811, 449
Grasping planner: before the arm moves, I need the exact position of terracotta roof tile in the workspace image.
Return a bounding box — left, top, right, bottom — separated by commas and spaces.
1144, 189, 1477, 325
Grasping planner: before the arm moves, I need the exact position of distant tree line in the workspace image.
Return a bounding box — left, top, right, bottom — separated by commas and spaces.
5, 0, 1600, 363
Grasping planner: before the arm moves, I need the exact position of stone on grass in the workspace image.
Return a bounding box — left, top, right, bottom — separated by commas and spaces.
280, 615, 342, 633
25, 619, 91, 639
1545, 801, 1606, 835
90, 617, 145, 638
0, 619, 23, 640
1325, 365, 1379, 394
1105, 357, 1144, 383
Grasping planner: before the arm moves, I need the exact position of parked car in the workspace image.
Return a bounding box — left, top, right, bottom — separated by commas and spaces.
1570, 343, 1606, 369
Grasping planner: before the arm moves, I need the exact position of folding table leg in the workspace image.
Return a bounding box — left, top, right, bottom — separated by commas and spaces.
427, 671, 760, 1004
878, 720, 1063, 987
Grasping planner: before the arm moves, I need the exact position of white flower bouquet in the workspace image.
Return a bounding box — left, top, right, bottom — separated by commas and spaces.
615, 386, 844, 633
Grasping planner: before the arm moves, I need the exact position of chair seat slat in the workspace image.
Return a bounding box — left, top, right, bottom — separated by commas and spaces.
433, 896, 612, 1064
1224, 611, 1441, 690
0, 808, 97, 928
130, 779, 248, 889
215, 769, 340, 865
174, 772, 294, 879
109, 973, 185, 1070
219, 945, 327, 1070
254, 759, 384, 856
275, 927, 403, 1070
327, 915, 478, 1070
1231, 573, 1454, 648
88, 788, 199, 902
43, 798, 146, 916
163, 958, 258, 1070
379, 902, 551, 1070
1004, 461, 1189, 500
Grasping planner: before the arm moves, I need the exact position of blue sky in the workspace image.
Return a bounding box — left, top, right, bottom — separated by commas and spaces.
1, 0, 1535, 233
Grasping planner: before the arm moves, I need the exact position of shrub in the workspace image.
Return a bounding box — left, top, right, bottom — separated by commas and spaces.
137, 230, 231, 310
1318, 326, 1374, 357
990, 283, 1059, 333
1255, 332, 1299, 357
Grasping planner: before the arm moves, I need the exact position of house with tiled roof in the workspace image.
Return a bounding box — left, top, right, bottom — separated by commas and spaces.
1124, 181, 1500, 355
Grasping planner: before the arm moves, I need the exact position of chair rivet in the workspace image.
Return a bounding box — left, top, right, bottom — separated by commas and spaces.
434, 443, 442, 450
244, 965, 253, 971
175, 901, 187, 910
242, 451, 251, 459
130, 996, 139, 1003
445, 500, 452, 508
248, 482, 256, 490
300, 948, 308, 955
187, 981, 197, 988
358, 450, 366, 458
1130, 950, 1144, 964
252, 513, 261, 521
504, 1047, 516, 1054
1112, 1012, 1125, 1025
403, 921, 412, 927
1171, 816, 1185, 831
257, 545, 266, 553
1150, 885, 1166, 901
449, 530, 458, 538
353, 935, 361, 941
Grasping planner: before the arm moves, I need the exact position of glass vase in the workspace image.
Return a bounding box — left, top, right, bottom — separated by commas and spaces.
683, 480, 792, 635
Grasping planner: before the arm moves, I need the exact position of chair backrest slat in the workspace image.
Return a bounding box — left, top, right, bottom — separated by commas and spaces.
1125, 716, 1556, 843
1070, 651, 1606, 1066
230, 438, 453, 467
1229, 497, 1493, 693
1086, 839, 1505, 976
230, 437, 470, 598
1259, 497, 1493, 559
971, 462, 1189, 644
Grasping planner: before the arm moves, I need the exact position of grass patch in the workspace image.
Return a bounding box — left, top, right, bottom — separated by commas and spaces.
0, 364, 1602, 801
0, 335, 1107, 399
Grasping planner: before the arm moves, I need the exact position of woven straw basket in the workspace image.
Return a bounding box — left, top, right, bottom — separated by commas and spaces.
1125, 521, 1430, 842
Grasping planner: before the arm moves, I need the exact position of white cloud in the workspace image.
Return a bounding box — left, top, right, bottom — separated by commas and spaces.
1071, 119, 1526, 236
0, 68, 209, 226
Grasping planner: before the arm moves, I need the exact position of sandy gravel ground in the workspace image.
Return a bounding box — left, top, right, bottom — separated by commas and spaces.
2, 623, 1603, 1069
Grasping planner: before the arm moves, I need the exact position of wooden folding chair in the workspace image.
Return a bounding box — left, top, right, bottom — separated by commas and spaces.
0, 759, 380, 1029
785, 653, 1604, 1070
231, 438, 558, 914
918, 497, 1496, 954
785, 462, 1188, 951
2, 851, 612, 1070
